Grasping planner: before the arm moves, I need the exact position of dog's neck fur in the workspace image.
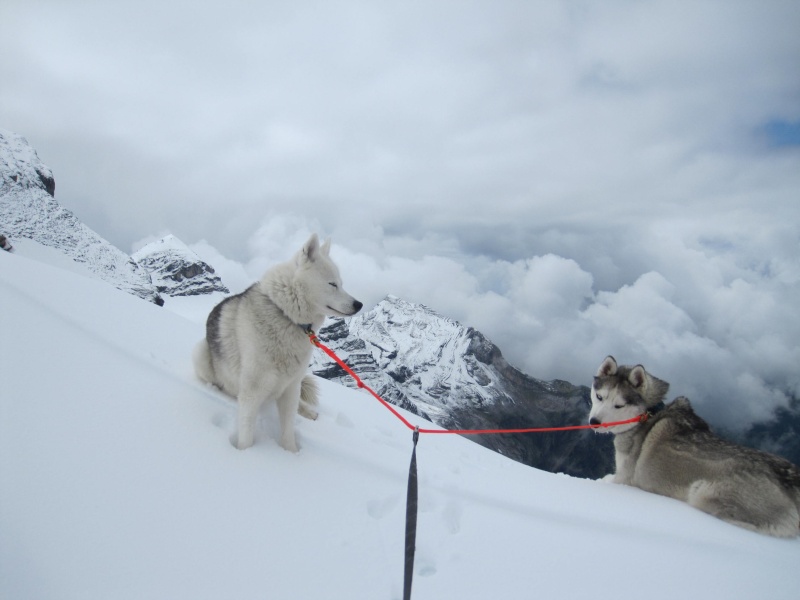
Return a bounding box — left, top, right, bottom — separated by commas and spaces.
612, 430, 645, 484
259, 263, 325, 331
611, 401, 667, 484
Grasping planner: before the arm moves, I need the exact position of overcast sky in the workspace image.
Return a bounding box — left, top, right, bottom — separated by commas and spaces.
2, 0, 799, 430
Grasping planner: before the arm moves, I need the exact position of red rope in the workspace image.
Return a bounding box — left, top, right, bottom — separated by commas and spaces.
308, 331, 647, 435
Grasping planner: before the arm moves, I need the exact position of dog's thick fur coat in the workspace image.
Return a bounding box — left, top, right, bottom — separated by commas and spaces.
590, 355, 800, 537
193, 234, 362, 451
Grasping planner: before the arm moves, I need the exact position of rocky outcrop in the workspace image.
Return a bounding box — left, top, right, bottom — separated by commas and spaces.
0, 128, 162, 304
132, 235, 229, 297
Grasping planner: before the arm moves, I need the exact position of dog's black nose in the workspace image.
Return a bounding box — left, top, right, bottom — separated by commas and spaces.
353, 300, 363, 312
589, 417, 601, 426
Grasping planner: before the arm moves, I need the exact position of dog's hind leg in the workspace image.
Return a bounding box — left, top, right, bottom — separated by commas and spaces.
235, 376, 273, 450
235, 396, 262, 450
192, 339, 215, 384
277, 381, 303, 453
298, 375, 320, 421
688, 479, 800, 537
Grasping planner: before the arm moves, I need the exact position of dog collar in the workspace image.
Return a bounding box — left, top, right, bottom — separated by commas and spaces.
646, 401, 666, 419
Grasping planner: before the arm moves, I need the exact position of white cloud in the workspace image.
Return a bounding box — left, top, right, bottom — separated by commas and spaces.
188, 240, 253, 295
507, 254, 594, 318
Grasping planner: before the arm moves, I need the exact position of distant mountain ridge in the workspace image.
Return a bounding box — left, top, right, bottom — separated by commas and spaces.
0, 128, 161, 304
311, 295, 615, 478
132, 234, 229, 297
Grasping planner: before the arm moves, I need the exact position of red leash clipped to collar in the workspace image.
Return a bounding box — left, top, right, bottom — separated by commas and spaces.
307, 329, 646, 435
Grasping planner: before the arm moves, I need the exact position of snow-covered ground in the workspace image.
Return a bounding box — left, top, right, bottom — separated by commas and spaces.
2, 243, 799, 600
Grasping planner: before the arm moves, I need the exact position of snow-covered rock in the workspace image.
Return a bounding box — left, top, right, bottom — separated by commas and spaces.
0, 128, 162, 304
311, 295, 614, 477
132, 234, 229, 297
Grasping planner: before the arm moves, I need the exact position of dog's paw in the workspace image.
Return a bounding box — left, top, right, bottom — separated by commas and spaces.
298, 403, 319, 421
230, 432, 254, 450
279, 438, 300, 453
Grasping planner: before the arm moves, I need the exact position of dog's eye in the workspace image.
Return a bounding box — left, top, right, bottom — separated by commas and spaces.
329, 282, 338, 289
614, 404, 625, 409
595, 393, 603, 402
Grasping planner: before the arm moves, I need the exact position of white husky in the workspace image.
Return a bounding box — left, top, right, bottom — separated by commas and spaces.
193, 234, 362, 451
589, 355, 800, 537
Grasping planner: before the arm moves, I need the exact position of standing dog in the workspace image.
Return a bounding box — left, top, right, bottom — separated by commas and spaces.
589, 355, 800, 537
193, 234, 362, 451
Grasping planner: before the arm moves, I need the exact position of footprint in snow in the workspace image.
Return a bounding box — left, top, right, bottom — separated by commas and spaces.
335, 412, 355, 429
211, 412, 231, 429
442, 498, 463, 535
416, 555, 437, 577
366, 494, 400, 519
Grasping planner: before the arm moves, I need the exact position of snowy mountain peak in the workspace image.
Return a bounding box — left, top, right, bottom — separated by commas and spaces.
0, 128, 55, 197
133, 233, 189, 255
0, 128, 161, 304
132, 234, 229, 297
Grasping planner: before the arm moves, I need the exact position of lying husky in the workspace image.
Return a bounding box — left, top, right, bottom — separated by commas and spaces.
589, 355, 800, 537
193, 234, 362, 451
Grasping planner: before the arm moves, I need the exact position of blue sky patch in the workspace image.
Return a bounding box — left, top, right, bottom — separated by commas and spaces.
762, 119, 800, 147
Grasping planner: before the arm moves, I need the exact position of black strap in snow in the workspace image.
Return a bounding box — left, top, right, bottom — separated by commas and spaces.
403, 427, 420, 600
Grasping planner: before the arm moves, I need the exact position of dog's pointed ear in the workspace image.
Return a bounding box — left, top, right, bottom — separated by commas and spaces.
321, 237, 331, 256
628, 365, 647, 389
597, 355, 618, 377
301, 233, 321, 263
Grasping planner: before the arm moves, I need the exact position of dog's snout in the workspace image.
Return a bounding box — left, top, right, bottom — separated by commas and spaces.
353, 300, 363, 313
589, 417, 601, 426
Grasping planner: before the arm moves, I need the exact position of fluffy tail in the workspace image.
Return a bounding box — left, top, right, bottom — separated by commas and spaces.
298, 375, 320, 420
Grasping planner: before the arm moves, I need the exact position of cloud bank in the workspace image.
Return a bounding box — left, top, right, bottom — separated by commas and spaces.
177, 211, 799, 433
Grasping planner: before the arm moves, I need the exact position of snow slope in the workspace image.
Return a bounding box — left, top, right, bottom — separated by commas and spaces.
2, 248, 799, 600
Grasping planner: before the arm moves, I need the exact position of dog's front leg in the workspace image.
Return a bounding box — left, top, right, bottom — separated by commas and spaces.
236, 378, 270, 450
236, 395, 261, 450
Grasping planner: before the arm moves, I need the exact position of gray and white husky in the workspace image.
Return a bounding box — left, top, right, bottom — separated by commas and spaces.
589, 355, 800, 537
193, 234, 362, 451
